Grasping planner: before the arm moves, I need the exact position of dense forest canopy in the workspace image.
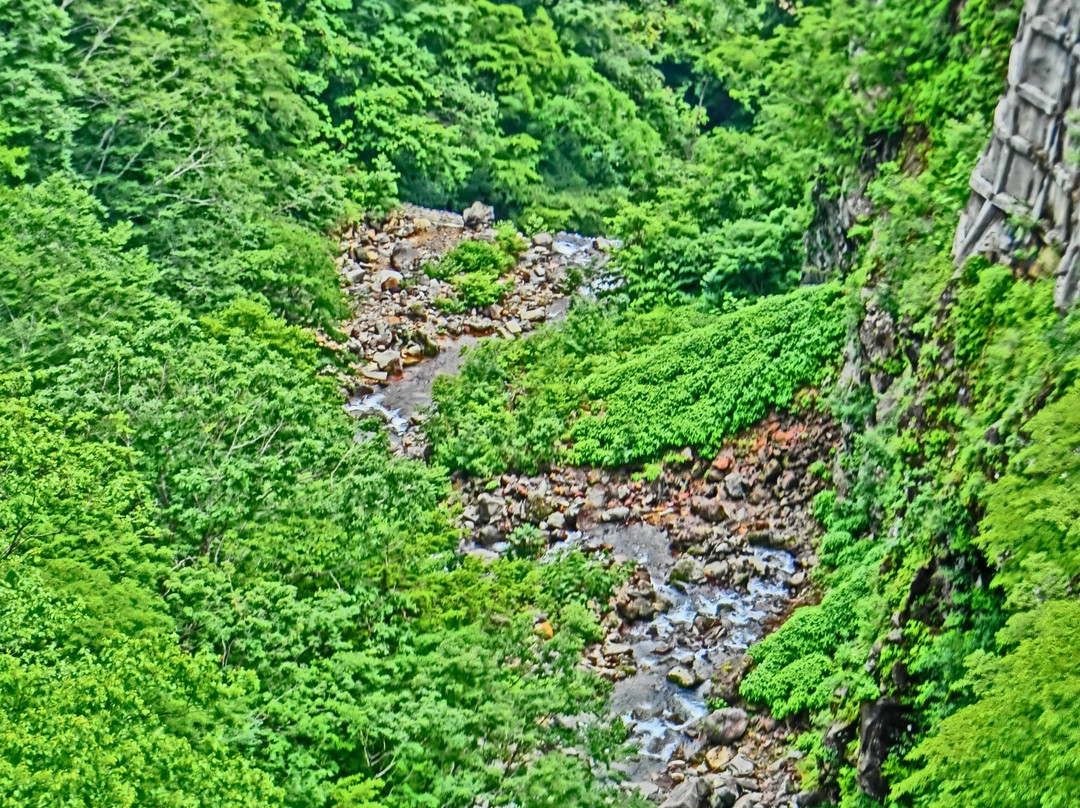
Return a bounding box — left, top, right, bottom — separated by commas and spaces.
4, 1, 1080, 807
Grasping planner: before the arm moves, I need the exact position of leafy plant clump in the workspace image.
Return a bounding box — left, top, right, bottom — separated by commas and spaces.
426, 284, 846, 475
425, 237, 517, 309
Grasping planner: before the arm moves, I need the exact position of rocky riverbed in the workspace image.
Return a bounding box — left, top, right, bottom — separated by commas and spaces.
457, 411, 838, 808
334, 202, 605, 456
336, 205, 837, 808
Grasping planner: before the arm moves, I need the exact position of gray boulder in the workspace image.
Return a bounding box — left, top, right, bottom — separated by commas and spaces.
702, 708, 749, 745
660, 778, 712, 808
390, 242, 420, 270
463, 201, 495, 230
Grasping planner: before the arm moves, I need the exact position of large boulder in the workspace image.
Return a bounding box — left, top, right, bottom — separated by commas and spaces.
463, 201, 495, 230
667, 665, 700, 689
660, 778, 712, 808
391, 242, 420, 270
702, 708, 749, 745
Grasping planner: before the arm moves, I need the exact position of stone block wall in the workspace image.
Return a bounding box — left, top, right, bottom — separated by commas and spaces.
953, 0, 1080, 311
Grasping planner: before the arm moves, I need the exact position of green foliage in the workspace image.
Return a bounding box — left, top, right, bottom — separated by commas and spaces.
0, 177, 161, 371
741, 541, 883, 718
428, 285, 845, 473
896, 600, 1080, 808
570, 285, 845, 465
1, 158, 630, 807
0, 561, 284, 808
978, 385, 1080, 608
426, 238, 516, 308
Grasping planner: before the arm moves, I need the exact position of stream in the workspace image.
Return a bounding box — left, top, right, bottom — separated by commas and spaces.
342, 218, 819, 804
547, 525, 797, 792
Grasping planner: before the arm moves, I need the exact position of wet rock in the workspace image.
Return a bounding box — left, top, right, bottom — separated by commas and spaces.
703, 560, 728, 580
667, 665, 699, 689
670, 556, 705, 585
702, 708, 749, 745
463, 201, 495, 230
660, 777, 712, 808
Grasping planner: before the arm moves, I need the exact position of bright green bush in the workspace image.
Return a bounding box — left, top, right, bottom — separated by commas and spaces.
977, 385, 1080, 609
896, 600, 1080, 808
570, 285, 846, 465
428, 285, 846, 473
426, 238, 516, 308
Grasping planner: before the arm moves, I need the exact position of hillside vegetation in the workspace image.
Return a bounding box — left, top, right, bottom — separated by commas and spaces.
6, 1, 1080, 808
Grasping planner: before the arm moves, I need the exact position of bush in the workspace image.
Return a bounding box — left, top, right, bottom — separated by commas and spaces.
427, 284, 846, 473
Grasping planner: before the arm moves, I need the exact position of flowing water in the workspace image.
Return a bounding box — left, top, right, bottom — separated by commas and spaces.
548, 525, 796, 789
345, 233, 597, 436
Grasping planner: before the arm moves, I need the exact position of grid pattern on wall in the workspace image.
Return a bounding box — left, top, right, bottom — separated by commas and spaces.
954, 0, 1080, 311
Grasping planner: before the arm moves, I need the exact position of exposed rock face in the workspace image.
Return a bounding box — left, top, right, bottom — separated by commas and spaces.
856, 698, 905, 800
954, 0, 1080, 311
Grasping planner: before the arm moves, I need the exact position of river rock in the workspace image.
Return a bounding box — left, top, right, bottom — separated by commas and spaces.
391, 242, 420, 270
726, 755, 755, 777
602, 506, 631, 523
463, 201, 495, 230
724, 472, 747, 499
711, 783, 739, 808
705, 747, 732, 771
667, 665, 699, 689
532, 232, 554, 248
731, 794, 761, 808
691, 495, 728, 523
373, 349, 401, 373
375, 269, 403, 291
476, 492, 506, 524
702, 708, 749, 745
478, 524, 504, 546
670, 556, 705, 585
620, 596, 657, 621
547, 510, 566, 530
660, 777, 712, 808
